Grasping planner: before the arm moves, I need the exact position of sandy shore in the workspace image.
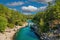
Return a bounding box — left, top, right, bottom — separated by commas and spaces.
0, 23, 28, 40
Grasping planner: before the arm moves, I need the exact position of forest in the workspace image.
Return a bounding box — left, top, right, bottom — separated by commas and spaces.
0, 0, 60, 35
0, 0, 60, 40
0, 4, 27, 32
32, 0, 60, 33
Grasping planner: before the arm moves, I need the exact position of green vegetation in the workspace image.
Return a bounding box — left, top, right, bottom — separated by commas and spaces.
25, 15, 34, 19
0, 4, 27, 32
0, 16, 8, 32
32, 0, 60, 33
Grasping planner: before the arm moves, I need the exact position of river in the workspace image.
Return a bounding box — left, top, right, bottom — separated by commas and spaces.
14, 20, 39, 40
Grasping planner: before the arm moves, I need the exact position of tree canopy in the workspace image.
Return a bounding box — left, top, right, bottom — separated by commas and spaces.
0, 4, 27, 32
32, 1, 60, 33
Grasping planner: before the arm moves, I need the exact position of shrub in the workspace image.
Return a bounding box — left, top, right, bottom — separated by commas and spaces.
0, 16, 8, 32
18, 22, 23, 26
15, 20, 23, 26
8, 23, 15, 28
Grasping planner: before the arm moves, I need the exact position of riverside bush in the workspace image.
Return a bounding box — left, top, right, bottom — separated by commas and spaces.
0, 16, 8, 32
8, 23, 15, 28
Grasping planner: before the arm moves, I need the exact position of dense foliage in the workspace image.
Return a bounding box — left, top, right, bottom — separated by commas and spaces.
0, 16, 8, 32
25, 15, 34, 19
32, 0, 60, 33
0, 4, 27, 32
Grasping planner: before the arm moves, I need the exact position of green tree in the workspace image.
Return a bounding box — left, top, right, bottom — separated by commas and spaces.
0, 16, 8, 32
0, 4, 27, 32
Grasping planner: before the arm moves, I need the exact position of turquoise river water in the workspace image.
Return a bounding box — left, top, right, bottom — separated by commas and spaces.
14, 20, 39, 40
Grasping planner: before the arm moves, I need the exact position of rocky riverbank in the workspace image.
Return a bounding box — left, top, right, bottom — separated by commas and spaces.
30, 24, 60, 40
0, 23, 28, 40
